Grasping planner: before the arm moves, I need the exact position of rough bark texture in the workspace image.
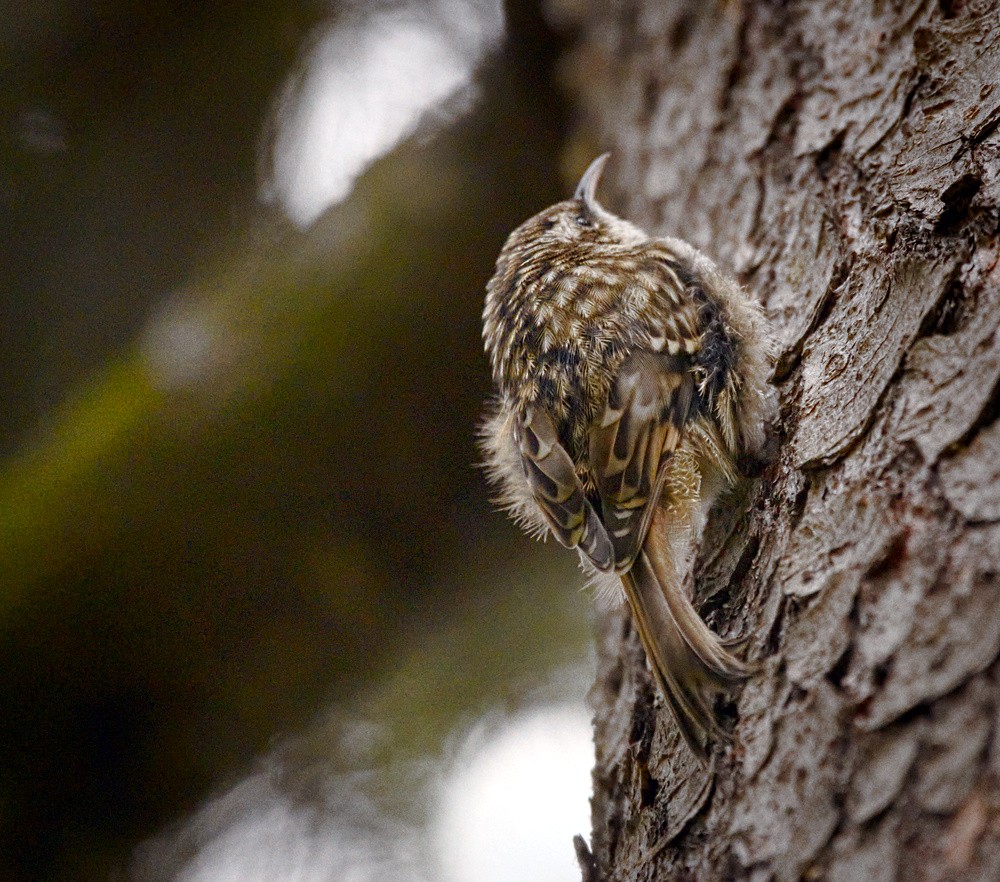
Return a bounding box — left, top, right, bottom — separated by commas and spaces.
568, 1, 1000, 880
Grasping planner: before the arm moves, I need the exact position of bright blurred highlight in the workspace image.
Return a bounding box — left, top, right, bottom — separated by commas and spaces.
266, 0, 505, 226
133, 701, 595, 882
434, 705, 594, 882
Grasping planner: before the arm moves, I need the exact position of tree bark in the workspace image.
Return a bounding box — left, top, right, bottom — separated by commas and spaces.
566, 1, 1000, 879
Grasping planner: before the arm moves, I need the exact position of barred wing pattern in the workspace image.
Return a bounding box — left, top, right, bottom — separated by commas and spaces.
514, 404, 614, 572
589, 350, 695, 573
513, 346, 750, 759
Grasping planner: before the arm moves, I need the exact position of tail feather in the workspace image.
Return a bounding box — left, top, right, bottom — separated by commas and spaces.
621, 545, 749, 761
644, 528, 750, 685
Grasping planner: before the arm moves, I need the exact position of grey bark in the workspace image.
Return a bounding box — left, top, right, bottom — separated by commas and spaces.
564, 1, 1000, 880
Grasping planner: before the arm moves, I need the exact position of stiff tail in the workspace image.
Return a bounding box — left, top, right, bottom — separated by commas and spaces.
620, 539, 749, 761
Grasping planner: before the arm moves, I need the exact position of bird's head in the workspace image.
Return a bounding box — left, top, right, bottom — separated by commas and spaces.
497, 154, 648, 266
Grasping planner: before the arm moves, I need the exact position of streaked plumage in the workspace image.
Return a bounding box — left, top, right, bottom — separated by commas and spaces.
480, 154, 773, 759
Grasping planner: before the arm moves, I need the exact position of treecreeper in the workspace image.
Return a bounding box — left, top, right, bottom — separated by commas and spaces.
479, 154, 775, 760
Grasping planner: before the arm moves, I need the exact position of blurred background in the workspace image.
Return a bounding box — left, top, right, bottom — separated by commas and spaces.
0, 1, 608, 879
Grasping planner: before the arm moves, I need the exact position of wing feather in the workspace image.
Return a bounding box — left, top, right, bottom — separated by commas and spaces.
516, 404, 614, 572
589, 350, 695, 573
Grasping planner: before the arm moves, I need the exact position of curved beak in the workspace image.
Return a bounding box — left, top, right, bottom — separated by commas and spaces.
573, 152, 611, 210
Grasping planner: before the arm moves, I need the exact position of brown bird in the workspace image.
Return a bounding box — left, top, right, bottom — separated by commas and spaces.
480, 154, 774, 759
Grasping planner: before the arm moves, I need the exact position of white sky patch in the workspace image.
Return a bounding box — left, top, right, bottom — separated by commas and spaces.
132, 702, 595, 882
433, 705, 595, 882
265, 1, 504, 227
173, 796, 377, 882
132, 763, 428, 882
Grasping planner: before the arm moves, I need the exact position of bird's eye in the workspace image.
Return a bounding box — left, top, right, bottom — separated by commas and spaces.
575, 213, 592, 227
540, 218, 556, 230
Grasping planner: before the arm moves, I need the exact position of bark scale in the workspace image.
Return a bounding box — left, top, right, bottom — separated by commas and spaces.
565, 1, 1000, 879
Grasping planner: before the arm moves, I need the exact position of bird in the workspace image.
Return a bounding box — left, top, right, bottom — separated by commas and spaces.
479, 153, 774, 760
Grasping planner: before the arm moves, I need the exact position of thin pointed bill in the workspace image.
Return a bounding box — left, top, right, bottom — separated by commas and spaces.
573, 152, 611, 209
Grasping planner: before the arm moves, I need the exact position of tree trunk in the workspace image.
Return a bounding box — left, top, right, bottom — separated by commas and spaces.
567, 1, 1000, 879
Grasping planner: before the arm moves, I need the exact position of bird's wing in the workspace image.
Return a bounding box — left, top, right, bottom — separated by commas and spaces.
515, 404, 614, 571
592, 350, 751, 761
588, 350, 696, 573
